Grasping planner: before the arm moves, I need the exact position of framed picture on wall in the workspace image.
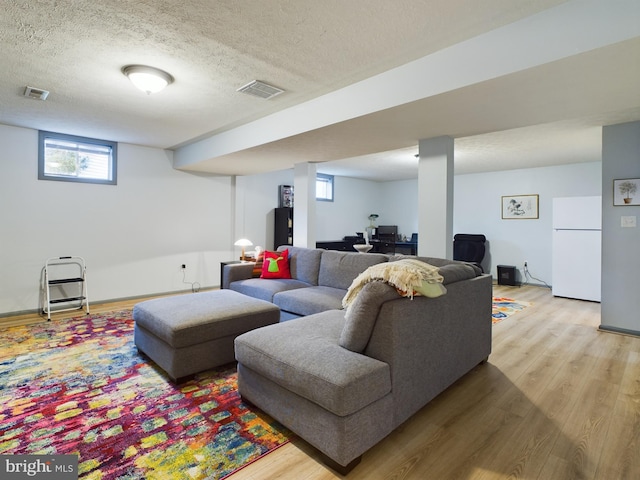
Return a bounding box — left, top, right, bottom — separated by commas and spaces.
613, 178, 639, 206
278, 185, 294, 208
501, 194, 539, 219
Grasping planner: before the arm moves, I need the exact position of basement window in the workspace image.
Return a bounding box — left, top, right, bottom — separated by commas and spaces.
38, 131, 117, 185
316, 173, 334, 202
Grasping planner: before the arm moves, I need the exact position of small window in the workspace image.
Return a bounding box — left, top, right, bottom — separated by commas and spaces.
38, 131, 117, 185
316, 173, 334, 202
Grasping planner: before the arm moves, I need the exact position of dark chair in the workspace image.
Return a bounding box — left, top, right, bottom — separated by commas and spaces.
453, 234, 486, 272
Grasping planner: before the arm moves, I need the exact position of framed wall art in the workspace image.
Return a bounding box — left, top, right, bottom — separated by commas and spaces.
501, 194, 539, 219
278, 184, 294, 208
613, 178, 639, 206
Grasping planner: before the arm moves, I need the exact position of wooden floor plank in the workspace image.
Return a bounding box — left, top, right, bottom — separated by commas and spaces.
595, 413, 640, 480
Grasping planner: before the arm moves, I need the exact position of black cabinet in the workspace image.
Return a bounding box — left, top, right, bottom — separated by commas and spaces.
317, 236, 366, 252
274, 207, 293, 247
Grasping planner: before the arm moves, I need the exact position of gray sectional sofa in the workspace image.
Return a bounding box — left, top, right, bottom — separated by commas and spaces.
223, 246, 390, 320
223, 246, 493, 472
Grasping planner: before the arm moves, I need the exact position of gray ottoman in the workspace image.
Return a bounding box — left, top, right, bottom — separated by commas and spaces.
133, 290, 280, 382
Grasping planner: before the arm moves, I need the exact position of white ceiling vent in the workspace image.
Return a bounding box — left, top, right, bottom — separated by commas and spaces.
24, 86, 50, 101
237, 80, 284, 99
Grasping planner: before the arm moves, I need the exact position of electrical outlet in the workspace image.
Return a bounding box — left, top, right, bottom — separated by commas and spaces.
181, 264, 186, 269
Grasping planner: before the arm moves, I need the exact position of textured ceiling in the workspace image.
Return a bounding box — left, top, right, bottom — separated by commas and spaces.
1, 0, 639, 180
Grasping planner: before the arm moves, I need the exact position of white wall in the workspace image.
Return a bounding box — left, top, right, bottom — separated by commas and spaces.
235, 169, 294, 252
235, 172, 383, 247
378, 180, 419, 240
316, 176, 381, 241
453, 162, 602, 283
0, 124, 233, 315
0, 121, 610, 318
236, 161, 602, 289
234, 170, 392, 246
370, 161, 601, 283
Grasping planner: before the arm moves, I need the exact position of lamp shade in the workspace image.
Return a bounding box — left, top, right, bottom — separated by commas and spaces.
122, 65, 174, 94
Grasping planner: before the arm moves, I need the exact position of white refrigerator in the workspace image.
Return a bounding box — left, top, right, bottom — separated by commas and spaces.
552, 196, 602, 302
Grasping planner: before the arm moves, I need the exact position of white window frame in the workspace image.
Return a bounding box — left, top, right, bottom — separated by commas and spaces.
38, 131, 117, 185
316, 173, 334, 202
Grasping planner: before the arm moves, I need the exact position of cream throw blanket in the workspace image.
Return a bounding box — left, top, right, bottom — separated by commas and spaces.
342, 258, 445, 309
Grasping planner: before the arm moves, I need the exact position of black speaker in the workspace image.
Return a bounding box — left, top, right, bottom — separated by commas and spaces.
497, 265, 517, 286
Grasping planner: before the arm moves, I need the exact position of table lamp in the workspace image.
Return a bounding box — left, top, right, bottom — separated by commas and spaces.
234, 238, 253, 261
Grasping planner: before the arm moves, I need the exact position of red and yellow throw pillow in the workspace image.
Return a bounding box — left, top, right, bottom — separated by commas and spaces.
260, 249, 291, 279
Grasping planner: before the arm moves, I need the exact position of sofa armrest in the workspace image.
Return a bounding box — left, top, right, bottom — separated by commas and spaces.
365, 274, 492, 425
222, 262, 256, 289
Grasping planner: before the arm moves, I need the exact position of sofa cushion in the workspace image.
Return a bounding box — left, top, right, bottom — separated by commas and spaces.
318, 250, 388, 290
261, 249, 291, 279
230, 278, 310, 302
278, 246, 323, 285
274, 285, 345, 316
234, 311, 391, 417
390, 254, 482, 282
437, 263, 479, 284
339, 282, 400, 353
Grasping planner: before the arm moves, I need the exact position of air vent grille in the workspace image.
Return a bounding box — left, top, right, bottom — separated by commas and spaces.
237, 80, 284, 99
24, 86, 49, 101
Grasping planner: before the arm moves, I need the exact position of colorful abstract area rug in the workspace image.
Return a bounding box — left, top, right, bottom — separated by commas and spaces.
492, 297, 531, 324
0, 310, 291, 479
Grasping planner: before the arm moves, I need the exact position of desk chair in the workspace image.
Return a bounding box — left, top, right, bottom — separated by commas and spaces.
453, 234, 486, 272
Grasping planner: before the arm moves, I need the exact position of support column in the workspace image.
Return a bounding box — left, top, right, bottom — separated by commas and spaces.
232, 175, 244, 254
417, 136, 454, 258
293, 162, 317, 248
600, 121, 640, 336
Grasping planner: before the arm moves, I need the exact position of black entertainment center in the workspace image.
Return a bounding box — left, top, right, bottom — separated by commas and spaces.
316, 226, 417, 255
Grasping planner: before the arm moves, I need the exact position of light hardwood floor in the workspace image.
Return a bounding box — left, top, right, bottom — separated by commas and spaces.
2, 286, 638, 479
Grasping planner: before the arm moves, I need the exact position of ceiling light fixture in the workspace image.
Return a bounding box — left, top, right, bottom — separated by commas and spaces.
24, 86, 49, 101
122, 65, 174, 95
